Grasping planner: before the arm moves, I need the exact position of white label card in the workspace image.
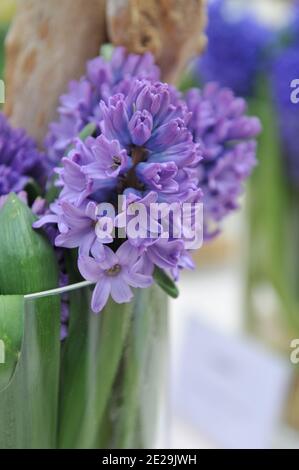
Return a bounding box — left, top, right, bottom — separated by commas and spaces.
173, 318, 292, 449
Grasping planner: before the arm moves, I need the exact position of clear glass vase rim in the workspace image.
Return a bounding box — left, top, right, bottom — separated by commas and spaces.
23, 280, 94, 300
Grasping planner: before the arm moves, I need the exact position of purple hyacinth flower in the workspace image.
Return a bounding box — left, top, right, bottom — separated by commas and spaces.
34, 199, 112, 255
136, 162, 179, 194
82, 135, 129, 179
142, 238, 185, 272
78, 241, 152, 313
128, 110, 153, 146
171, 249, 196, 281
57, 138, 117, 205
39, 47, 261, 312
186, 83, 261, 238
99, 79, 201, 201
115, 191, 162, 246
54, 200, 103, 254
46, 47, 160, 163
56, 155, 93, 206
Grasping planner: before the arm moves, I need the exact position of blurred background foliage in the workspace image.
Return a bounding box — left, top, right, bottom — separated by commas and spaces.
0, 0, 16, 78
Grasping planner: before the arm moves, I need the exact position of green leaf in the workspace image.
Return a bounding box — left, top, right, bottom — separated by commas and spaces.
0, 294, 61, 449
78, 122, 97, 141
179, 71, 199, 92
0, 193, 59, 294
153, 267, 179, 299
0, 296, 23, 390
0, 194, 61, 448
100, 43, 114, 61
64, 122, 96, 155
24, 178, 42, 203
45, 177, 60, 204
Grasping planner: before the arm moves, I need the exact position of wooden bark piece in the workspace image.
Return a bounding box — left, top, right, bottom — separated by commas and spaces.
107, 0, 207, 83
4, 0, 206, 143
4, 0, 107, 143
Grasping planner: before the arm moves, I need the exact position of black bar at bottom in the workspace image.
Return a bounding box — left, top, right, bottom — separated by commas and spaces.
0, 448, 298, 465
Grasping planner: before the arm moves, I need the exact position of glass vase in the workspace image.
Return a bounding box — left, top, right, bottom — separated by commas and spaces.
0, 283, 168, 449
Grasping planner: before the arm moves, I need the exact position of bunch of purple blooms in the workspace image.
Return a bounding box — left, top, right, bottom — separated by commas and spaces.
186, 83, 261, 238
194, 0, 271, 97
34, 47, 260, 313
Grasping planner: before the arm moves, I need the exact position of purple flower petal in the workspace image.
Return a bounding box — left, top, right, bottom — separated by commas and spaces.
110, 277, 133, 303
92, 278, 111, 313
78, 256, 102, 282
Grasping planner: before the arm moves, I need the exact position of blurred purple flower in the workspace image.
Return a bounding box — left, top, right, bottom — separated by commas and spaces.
0, 112, 47, 196
195, 0, 271, 97
271, 47, 299, 186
